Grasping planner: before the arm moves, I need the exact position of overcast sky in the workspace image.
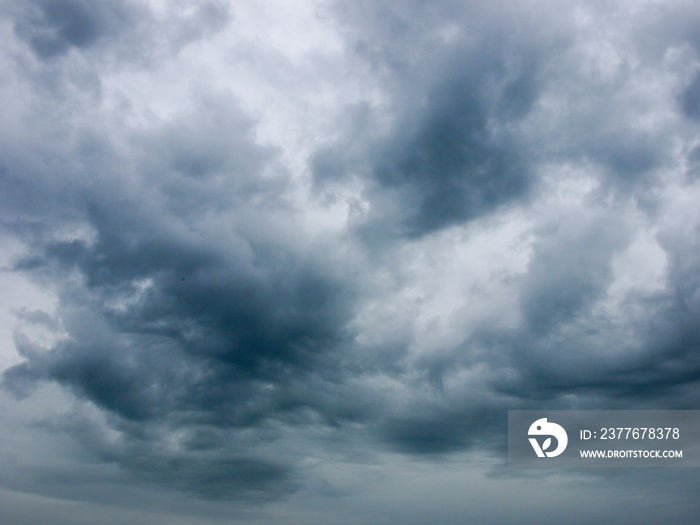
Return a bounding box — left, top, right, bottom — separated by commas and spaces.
0, 0, 699, 523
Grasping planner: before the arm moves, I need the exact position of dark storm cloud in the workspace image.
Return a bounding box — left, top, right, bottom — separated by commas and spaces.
306, 0, 700, 454
9, 0, 141, 58
680, 71, 700, 121
312, 1, 560, 238
6, 0, 230, 62
2, 0, 700, 515
392, 200, 700, 455
476, 213, 700, 409
379, 403, 506, 455
2, 84, 356, 498
0, 0, 360, 498
314, 0, 699, 243
368, 69, 531, 236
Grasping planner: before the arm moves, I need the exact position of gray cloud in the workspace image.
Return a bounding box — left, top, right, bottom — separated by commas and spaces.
306, 0, 700, 455
1, 0, 700, 521
5, 0, 229, 64
313, 2, 562, 238
11, 0, 139, 58
519, 211, 632, 335
2, 86, 356, 497
681, 71, 700, 120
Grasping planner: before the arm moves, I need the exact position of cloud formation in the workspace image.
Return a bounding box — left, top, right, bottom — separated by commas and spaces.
0, 0, 699, 521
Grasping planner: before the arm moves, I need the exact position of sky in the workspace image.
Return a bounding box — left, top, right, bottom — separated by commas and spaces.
0, 0, 699, 523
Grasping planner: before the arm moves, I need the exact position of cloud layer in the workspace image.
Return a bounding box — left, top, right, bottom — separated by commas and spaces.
1, 0, 699, 521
